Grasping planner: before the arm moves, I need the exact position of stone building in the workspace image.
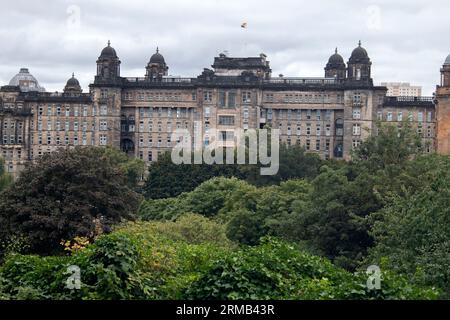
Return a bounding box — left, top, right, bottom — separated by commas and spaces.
0, 41, 442, 177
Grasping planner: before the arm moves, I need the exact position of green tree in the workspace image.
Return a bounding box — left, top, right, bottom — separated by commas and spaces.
101, 146, 145, 189
366, 155, 450, 297
352, 122, 422, 172
0, 147, 141, 255
0, 157, 13, 192
143, 151, 244, 199
241, 143, 323, 186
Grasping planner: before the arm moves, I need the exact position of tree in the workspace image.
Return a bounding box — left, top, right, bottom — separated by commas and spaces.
0, 147, 141, 255
241, 143, 323, 186
101, 146, 145, 190
0, 157, 12, 192
366, 154, 450, 297
143, 151, 244, 199
352, 122, 422, 172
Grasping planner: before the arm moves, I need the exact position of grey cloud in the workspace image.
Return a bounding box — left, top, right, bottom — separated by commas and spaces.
0, 0, 449, 95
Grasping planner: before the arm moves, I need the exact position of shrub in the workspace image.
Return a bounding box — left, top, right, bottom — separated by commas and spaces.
0, 147, 141, 255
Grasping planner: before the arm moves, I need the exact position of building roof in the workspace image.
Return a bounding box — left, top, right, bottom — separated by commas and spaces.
212, 55, 270, 70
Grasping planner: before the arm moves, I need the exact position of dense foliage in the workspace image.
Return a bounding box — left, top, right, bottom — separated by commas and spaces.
0, 219, 439, 300
0, 123, 448, 300
143, 144, 322, 199
0, 147, 142, 255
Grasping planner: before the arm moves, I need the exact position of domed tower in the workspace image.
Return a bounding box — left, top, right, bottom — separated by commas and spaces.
64, 73, 82, 94
347, 41, 372, 84
435, 54, 450, 154
325, 48, 346, 80
9, 68, 45, 92
440, 54, 450, 87
96, 41, 121, 82
145, 47, 168, 80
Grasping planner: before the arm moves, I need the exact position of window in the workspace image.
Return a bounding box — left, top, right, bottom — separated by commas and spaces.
100, 105, 108, 116
243, 108, 249, 120
218, 116, 235, 126
228, 91, 236, 108
296, 125, 301, 136
418, 112, 423, 123
74, 106, 79, 117
100, 121, 107, 131
192, 92, 197, 101
397, 112, 403, 121
306, 139, 310, 150
242, 91, 251, 104
100, 135, 107, 145
306, 110, 311, 120
267, 108, 273, 120
306, 124, 311, 136
74, 121, 79, 131
315, 139, 320, 151
352, 108, 361, 120
204, 107, 210, 118
100, 89, 108, 99
219, 91, 226, 108
65, 121, 70, 131
47, 120, 52, 131
219, 131, 234, 141
316, 124, 321, 136
203, 91, 212, 102
265, 93, 274, 102
427, 112, 432, 122
325, 110, 331, 121
56, 121, 61, 131
352, 123, 361, 136
325, 124, 331, 136
352, 140, 361, 149
83, 106, 88, 117
47, 105, 52, 116
65, 107, 70, 117
387, 112, 393, 122
316, 110, 321, 120
377, 111, 383, 121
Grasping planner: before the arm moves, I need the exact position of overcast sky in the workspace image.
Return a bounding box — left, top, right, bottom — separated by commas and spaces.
0, 0, 449, 95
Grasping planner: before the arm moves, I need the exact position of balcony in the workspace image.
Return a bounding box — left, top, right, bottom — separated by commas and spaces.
0, 106, 32, 116
384, 96, 435, 107
263, 77, 338, 85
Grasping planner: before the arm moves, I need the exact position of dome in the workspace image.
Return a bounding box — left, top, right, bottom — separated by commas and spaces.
149, 47, 165, 64
444, 54, 450, 65
64, 73, 82, 92
349, 41, 370, 63
66, 73, 80, 86
327, 48, 345, 66
9, 68, 45, 92
99, 40, 117, 58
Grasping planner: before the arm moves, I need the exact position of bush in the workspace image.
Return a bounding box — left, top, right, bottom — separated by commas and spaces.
184, 237, 439, 300
0, 147, 141, 255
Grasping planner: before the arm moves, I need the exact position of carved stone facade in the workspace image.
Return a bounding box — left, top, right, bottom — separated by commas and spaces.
0, 42, 442, 177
